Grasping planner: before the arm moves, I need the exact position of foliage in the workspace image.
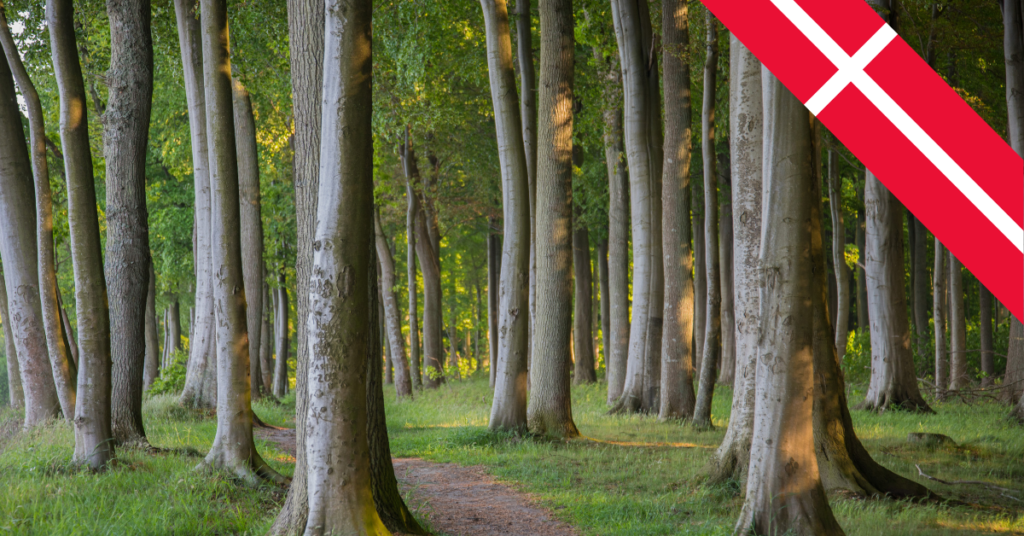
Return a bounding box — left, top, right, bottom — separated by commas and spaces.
146, 349, 189, 397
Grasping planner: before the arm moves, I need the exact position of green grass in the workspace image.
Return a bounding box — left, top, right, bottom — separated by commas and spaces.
0, 373, 1022, 535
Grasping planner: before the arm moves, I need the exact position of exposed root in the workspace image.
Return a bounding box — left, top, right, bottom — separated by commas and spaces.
253, 411, 286, 430
915, 464, 1021, 500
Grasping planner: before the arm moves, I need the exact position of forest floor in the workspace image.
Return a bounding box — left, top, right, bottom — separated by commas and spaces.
0, 372, 1022, 535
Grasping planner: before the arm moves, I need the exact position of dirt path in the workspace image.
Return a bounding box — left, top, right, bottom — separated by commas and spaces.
256, 427, 576, 536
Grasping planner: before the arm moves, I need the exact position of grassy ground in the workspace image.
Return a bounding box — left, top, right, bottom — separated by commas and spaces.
0, 373, 1022, 535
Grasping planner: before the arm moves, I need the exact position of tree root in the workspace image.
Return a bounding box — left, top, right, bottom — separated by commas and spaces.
914, 464, 1021, 501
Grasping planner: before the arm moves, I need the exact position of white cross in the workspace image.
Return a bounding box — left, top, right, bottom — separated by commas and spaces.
771, 0, 1024, 252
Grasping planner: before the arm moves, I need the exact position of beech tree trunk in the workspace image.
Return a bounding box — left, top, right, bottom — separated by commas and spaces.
48, 0, 117, 465
198, 0, 282, 484
447, 297, 460, 380
175, 0, 217, 410
933, 240, 948, 399
527, 0, 578, 439
706, 37, 761, 482
736, 72, 844, 536
1003, 0, 1023, 420
517, 0, 538, 370
597, 241, 610, 374
273, 284, 290, 398
827, 150, 850, 361
487, 224, 500, 388
1, 10, 76, 423
400, 130, 422, 392
144, 264, 159, 390
980, 285, 993, 387
233, 81, 266, 400
269, 0, 323, 528
911, 215, 928, 359
609, 0, 659, 414
603, 106, 630, 404
415, 209, 444, 387
302, 0, 384, 527
168, 298, 182, 355
693, 211, 706, 374
573, 229, 596, 385
104, 0, 154, 447
948, 253, 967, 392
260, 282, 274, 393
480, 0, 531, 433
658, 0, 695, 421
693, 10, 721, 429
855, 182, 868, 331
56, 288, 78, 368
717, 162, 735, 388
0, 268, 24, 409
375, 210, 414, 398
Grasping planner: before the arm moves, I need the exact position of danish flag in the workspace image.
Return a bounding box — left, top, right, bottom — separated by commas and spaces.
702, 0, 1024, 321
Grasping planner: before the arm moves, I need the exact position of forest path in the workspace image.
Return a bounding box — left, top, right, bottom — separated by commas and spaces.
257, 427, 577, 536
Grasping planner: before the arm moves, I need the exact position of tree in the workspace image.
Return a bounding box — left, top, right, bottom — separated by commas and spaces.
517, 0, 538, 367
374, 209, 414, 398
415, 200, 445, 387
827, 150, 850, 361
658, 0, 695, 421
487, 222, 500, 388
947, 254, 967, 392
47, 0, 116, 466
105, 0, 155, 447
273, 283, 290, 398
693, 9, 721, 429
260, 282, 274, 393
480, 0, 531, 433
198, 0, 282, 484
0, 267, 23, 409
1002, 0, 1023, 422
934, 240, 947, 399
0, 54, 61, 428
735, 72, 844, 536
602, 101, 629, 406
233, 80, 266, 400
980, 285, 994, 387
302, 0, 385, 529
573, 227, 597, 384
401, 131, 423, 390
144, 264, 160, 390
0, 5, 76, 423
527, 0, 578, 439
706, 36, 761, 481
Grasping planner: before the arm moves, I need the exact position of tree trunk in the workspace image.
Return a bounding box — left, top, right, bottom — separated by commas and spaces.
658, 0, 695, 421
717, 161, 735, 387
980, 285, 993, 387
573, 230, 596, 384
56, 287, 79, 368
827, 150, 850, 361
175, 0, 217, 410
948, 253, 967, 392
528, 0, 578, 438
50, 1, 118, 461
402, 130, 422, 391
1003, 0, 1023, 155
168, 298, 182, 354
855, 181, 868, 331
487, 223, 500, 389
603, 106, 630, 404
416, 208, 444, 387
933, 240, 948, 399
273, 284, 290, 398
233, 81, 265, 401
144, 264, 160, 390
735, 72, 844, 536
302, 0, 384, 526
1, 11, 77, 423
260, 282, 274, 393
104, 0, 154, 447
447, 295, 460, 380
693, 211, 706, 374
269, 0, 324, 528
198, 0, 282, 484
705, 37, 761, 482
609, 0, 659, 414
597, 241, 610, 376
517, 0, 538, 373
0, 268, 24, 409
480, 0, 531, 433
911, 215, 928, 360
382, 291, 392, 385
693, 10, 721, 429
375, 210, 414, 398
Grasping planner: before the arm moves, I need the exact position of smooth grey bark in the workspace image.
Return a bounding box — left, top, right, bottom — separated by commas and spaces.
48, 0, 114, 466
717, 156, 735, 387
609, 0, 659, 414
144, 264, 159, 390
57, 287, 79, 368
104, 0, 154, 447
827, 150, 850, 361
911, 215, 928, 359
175, 0, 217, 410
947, 253, 967, 392
233, 80, 265, 400
517, 0, 538, 367
980, 285, 993, 387
167, 298, 182, 355
0, 9, 76, 423
198, 0, 282, 484
603, 106, 630, 404
375, 210, 414, 398
573, 228, 596, 385
302, 0, 383, 528
487, 224, 500, 388
933, 240, 947, 399
706, 37, 761, 482
693, 10, 721, 429
735, 71, 844, 536
273, 284, 290, 398
415, 207, 444, 387
1003, 0, 1023, 155
0, 267, 23, 409
260, 282, 273, 393
597, 240, 610, 376
658, 0, 695, 421
401, 130, 422, 390
480, 0, 531, 433
855, 181, 868, 331
527, 0, 577, 439
693, 211, 706, 373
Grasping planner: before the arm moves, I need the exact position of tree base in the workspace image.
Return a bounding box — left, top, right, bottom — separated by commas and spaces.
199, 445, 289, 487
703, 438, 749, 486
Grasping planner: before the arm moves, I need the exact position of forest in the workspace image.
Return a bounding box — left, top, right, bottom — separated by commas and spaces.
0, 0, 1021, 534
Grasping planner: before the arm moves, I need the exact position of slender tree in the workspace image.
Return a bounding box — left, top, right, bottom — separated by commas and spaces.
487, 221, 500, 389
144, 264, 159, 390
693, 9, 721, 429
401, 130, 422, 389
260, 282, 274, 393
603, 104, 629, 404
934, 240, 947, 399
1003, 0, 1023, 419
415, 206, 445, 387
374, 209, 414, 398
980, 285, 994, 387
717, 159, 735, 387
517, 0, 538, 365
0, 6, 76, 422
706, 37, 761, 481
948, 254, 967, 392
735, 71, 844, 536
0, 267, 23, 409
480, 0, 531, 433
273, 283, 290, 398
573, 228, 596, 385
827, 150, 850, 361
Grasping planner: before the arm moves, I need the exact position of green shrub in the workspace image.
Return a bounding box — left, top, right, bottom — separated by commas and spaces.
148, 349, 189, 397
